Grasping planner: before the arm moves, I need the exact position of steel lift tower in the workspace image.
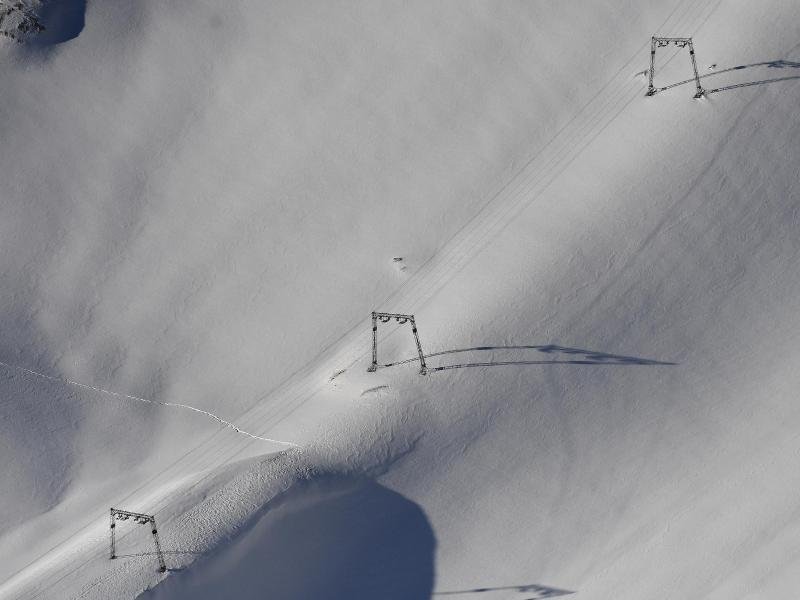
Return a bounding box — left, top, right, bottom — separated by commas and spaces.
110, 507, 166, 573
368, 312, 428, 375
647, 37, 705, 98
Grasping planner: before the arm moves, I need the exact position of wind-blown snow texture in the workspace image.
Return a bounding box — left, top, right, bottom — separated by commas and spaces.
2, 1, 800, 599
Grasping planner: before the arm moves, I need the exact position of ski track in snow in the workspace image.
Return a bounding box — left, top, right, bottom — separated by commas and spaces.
0, 360, 299, 447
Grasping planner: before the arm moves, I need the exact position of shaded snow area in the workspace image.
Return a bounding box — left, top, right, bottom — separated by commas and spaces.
2, 1, 800, 599
141, 474, 437, 600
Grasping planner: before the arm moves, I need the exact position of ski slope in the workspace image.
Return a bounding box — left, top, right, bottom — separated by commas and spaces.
2, 0, 800, 598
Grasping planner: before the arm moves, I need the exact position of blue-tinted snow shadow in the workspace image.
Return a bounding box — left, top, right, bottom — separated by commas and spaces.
28, 0, 86, 46
139, 476, 436, 600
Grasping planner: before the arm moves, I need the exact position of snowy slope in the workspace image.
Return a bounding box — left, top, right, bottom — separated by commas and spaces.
2, 0, 800, 599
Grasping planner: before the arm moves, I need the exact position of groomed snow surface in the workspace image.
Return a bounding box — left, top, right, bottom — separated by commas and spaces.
2, 1, 800, 598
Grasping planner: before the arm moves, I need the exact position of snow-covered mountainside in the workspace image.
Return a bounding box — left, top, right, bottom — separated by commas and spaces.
2, 1, 800, 599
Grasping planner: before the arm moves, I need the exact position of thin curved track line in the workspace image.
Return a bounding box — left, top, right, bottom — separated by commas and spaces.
0, 360, 298, 446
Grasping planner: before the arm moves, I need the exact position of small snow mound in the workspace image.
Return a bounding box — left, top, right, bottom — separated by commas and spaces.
392, 256, 408, 273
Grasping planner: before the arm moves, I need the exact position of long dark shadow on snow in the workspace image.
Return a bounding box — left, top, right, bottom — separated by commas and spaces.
428, 359, 671, 372
705, 75, 800, 94
381, 345, 675, 372
435, 583, 574, 597
657, 58, 800, 93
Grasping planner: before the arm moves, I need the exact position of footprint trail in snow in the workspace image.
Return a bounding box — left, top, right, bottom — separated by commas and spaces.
0, 359, 299, 447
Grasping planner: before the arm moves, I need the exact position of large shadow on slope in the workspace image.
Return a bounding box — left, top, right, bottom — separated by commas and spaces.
140, 476, 436, 600
380, 344, 674, 373
28, 0, 86, 46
